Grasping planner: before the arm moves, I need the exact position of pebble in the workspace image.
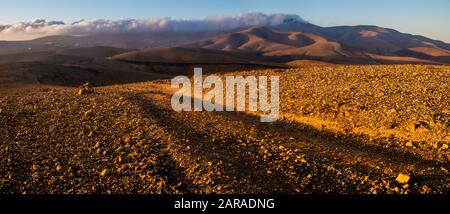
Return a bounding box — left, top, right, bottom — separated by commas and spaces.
31, 164, 40, 171
32, 172, 41, 181
56, 164, 62, 172
123, 136, 131, 144
395, 173, 410, 184
405, 141, 413, 147
77, 83, 94, 96
84, 110, 93, 117
100, 169, 109, 177
95, 142, 101, 149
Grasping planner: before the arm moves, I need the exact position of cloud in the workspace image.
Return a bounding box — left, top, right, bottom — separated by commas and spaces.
0, 13, 305, 41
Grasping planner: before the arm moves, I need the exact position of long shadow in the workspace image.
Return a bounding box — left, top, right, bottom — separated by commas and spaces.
209, 109, 450, 189
128, 90, 449, 192
140, 89, 447, 170
127, 93, 299, 193
216, 108, 449, 170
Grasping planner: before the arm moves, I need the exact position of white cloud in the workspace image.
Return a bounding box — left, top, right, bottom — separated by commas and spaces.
0, 13, 305, 41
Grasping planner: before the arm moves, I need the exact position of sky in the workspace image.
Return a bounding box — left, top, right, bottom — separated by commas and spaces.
0, 0, 449, 42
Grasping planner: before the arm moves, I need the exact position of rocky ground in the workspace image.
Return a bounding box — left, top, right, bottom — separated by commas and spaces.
0, 65, 449, 194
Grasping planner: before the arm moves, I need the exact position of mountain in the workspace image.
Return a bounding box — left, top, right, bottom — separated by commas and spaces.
0, 31, 226, 55
2, 22, 449, 65
112, 47, 273, 64
187, 25, 450, 64
317, 25, 450, 64
185, 26, 374, 64
0, 47, 171, 86
111, 47, 281, 75
0, 46, 130, 65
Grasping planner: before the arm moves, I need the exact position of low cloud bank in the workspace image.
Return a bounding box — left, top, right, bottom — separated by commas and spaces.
0, 13, 305, 41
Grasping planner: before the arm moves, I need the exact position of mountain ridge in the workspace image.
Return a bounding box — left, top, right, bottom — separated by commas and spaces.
1, 21, 449, 65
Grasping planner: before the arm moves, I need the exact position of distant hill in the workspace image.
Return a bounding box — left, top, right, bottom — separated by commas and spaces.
56, 46, 131, 59
186, 25, 450, 64
0, 48, 171, 86
1, 22, 449, 65
1, 20, 450, 86
0, 31, 225, 55
185, 27, 372, 64
111, 47, 273, 64
111, 47, 282, 75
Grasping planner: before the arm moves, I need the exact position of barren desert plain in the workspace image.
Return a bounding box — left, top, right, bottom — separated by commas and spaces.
0, 64, 448, 194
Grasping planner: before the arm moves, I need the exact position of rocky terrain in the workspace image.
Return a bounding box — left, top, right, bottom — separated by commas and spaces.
0, 65, 448, 194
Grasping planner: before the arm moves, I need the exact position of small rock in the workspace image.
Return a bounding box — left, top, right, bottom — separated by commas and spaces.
123, 136, 131, 144
441, 144, 448, 150
418, 120, 431, 129
77, 83, 94, 96
32, 172, 41, 181
405, 141, 413, 147
100, 169, 109, 177
421, 185, 431, 194
31, 164, 40, 171
55, 164, 62, 172
94, 142, 101, 149
395, 173, 410, 184
84, 110, 93, 117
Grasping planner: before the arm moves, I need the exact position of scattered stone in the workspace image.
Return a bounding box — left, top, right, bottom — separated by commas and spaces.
55, 164, 62, 172
440, 144, 448, 150
123, 136, 131, 144
32, 172, 41, 181
84, 110, 93, 117
418, 120, 431, 129
0, 66, 448, 194
405, 141, 414, 147
395, 173, 410, 184
421, 185, 431, 194
95, 142, 101, 149
31, 164, 40, 171
77, 83, 94, 96
100, 169, 109, 177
